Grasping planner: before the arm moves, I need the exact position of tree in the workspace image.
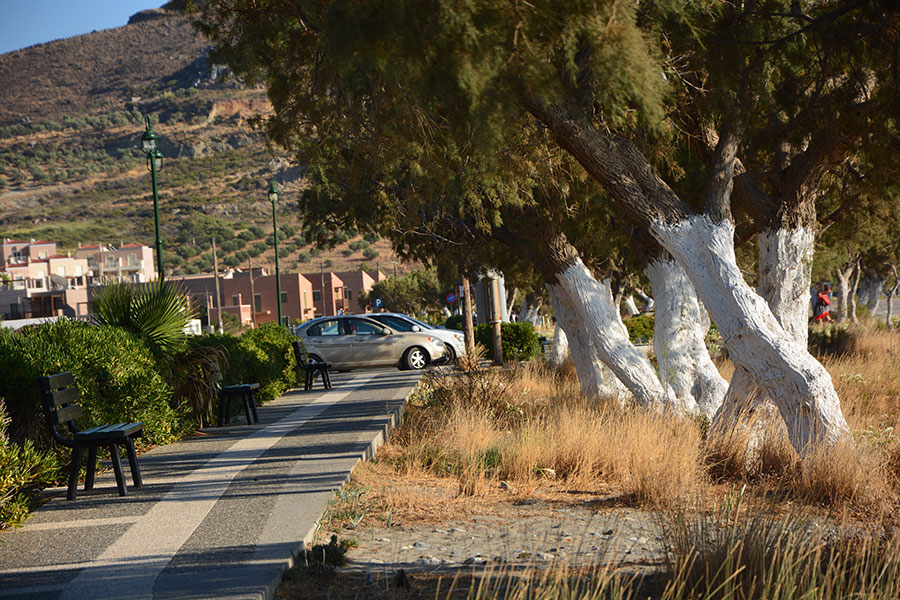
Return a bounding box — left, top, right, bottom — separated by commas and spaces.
361, 269, 445, 316
187, 0, 899, 451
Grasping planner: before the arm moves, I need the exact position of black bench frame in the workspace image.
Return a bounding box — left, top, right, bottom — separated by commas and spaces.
292, 341, 332, 391
217, 383, 260, 427
38, 372, 144, 500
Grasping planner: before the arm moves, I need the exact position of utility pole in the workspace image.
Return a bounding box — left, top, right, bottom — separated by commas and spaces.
248, 257, 257, 328
212, 238, 223, 333
320, 260, 325, 316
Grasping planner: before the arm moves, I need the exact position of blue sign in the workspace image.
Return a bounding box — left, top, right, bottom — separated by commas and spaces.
373, 298, 383, 308
446, 292, 457, 304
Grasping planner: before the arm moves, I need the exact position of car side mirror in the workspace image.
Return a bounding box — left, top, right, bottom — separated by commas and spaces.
381, 328, 392, 336
411, 325, 421, 332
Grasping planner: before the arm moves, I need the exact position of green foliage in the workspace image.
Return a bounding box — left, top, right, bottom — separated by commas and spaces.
193, 323, 297, 403
91, 279, 195, 357
808, 322, 858, 357
348, 240, 370, 251
624, 314, 655, 344
474, 322, 540, 362
0, 320, 188, 450
361, 269, 443, 315
0, 398, 60, 529
445, 315, 464, 331
362, 248, 379, 260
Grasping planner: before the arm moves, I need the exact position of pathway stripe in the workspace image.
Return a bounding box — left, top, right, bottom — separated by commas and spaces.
52, 373, 378, 600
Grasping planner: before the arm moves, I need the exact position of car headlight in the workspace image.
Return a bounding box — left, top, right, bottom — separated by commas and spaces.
427, 337, 443, 345
454, 334, 464, 342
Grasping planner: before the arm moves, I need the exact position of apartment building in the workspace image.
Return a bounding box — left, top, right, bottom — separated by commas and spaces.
334, 269, 386, 313
73, 243, 157, 284
0, 239, 90, 319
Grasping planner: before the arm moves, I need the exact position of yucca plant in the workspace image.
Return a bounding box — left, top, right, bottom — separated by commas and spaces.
92, 279, 193, 357
92, 280, 225, 423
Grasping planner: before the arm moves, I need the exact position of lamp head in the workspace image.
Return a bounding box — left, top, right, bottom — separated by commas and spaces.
141, 115, 158, 154
268, 181, 279, 204
147, 147, 163, 172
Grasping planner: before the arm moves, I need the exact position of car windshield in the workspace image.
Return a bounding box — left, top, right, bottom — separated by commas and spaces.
371, 315, 415, 332
402, 315, 434, 330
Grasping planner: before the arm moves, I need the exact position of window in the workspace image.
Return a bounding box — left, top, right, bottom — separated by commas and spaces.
347, 318, 381, 335
128, 253, 139, 266
74, 265, 83, 276
302, 290, 308, 312
232, 295, 240, 306
345, 289, 352, 300
307, 319, 341, 336
312, 290, 322, 303
334, 286, 342, 296
10, 303, 19, 318
281, 291, 288, 304
372, 315, 414, 332
254, 294, 262, 313
11, 249, 23, 263
56, 266, 66, 277
105, 256, 117, 268
38, 251, 48, 259
86, 256, 96, 268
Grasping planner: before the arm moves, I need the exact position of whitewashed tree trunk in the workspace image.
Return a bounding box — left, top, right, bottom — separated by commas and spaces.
833, 266, 852, 322
645, 258, 726, 417
653, 215, 849, 451
548, 258, 678, 411
634, 288, 655, 312
520, 295, 543, 326
546, 285, 629, 401
622, 295, 640, 317
548, 323, 569, 369
860, 274, 884, 315
849, 261, 861, 325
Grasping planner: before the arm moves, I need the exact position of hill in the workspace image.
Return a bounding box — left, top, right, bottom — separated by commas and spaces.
0, 8, 403, 277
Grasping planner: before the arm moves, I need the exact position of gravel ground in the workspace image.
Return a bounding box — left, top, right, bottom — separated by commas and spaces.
336, 499, 668, 577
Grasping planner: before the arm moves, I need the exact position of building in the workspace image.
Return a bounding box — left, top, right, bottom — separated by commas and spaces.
0, 239, 90, 319
334, 269, 385, 313
302, 271, 347, 317
73, 243, 157, 284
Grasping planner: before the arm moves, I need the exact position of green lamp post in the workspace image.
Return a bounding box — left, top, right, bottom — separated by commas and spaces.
141, 116, 165, 280
268, 181, 283, 326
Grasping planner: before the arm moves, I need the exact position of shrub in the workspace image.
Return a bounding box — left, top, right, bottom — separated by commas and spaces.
0, 398, 59, 529
624, 313, 655, 344
192, 323, 297, 404
0, 320, 188, 450
808, 321, 858, 356
474, 322, 540, 362
362, 248, 380, 260
445, 315, 464, 331
348, 240, 370, 251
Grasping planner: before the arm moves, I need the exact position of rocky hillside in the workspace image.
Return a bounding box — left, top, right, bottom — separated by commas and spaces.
0, 8, 400, 276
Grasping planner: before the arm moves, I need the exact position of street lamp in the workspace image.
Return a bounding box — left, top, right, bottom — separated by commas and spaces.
141, 115, 165, 280
269, 181, 283, 326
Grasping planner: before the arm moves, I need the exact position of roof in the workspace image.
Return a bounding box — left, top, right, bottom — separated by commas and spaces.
30, 240, 55, 245
120, 243, 148, 248
1, 240, 28, 245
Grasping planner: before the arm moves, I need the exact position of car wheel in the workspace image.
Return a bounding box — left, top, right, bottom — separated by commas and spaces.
307, 354, 324, 364
445, 345, 457, 362
402, 346, 428, 370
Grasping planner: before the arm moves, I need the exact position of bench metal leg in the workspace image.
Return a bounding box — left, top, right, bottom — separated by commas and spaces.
67, 447, 83, 501
125, 437, 142, 488
108, 444, 128, 497
242, 391, 253, 425
248, 391, 259, 423
85, 446, 98, 491
323, 368, 332, 389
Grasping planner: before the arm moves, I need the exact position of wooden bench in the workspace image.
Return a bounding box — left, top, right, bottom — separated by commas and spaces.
38, 372, 144, 501
217, 383, 260, 427
292, 341, 332, 391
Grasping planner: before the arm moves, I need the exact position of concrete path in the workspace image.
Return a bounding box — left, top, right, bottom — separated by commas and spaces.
0, 368, 421, 600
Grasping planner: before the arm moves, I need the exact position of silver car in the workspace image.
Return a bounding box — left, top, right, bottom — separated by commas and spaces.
366, 313, 466, 361
295, 315, 448, 370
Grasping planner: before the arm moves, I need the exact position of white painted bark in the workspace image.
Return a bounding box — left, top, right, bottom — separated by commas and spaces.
549, 259, 677, 411
833, 267, 852, 322
860, 275, 884, 314
757, 228, 815, 346
547, 285, 628, 401
646, 259, 727, 418
622, 295, 640, 317
849, 261, 861, 325
652, 215, 849, 451
548, 323, 569, 369
634, 288, 655, 312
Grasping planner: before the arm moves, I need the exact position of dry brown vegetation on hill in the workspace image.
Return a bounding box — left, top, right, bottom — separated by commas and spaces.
0, 9, 407, 277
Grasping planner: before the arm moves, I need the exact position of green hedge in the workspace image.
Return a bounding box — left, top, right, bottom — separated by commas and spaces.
191, 323, 298, 404
0, 398, 58, 529
624, 314, 655, 344
0, 319, 188, 450
445, 315, 464, 331
474, 322, 541, 362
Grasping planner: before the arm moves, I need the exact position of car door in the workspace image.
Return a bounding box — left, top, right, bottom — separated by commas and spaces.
302, 318, 353, 367
346, 317, 398, 366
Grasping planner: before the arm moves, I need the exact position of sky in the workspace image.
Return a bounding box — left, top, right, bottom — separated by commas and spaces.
0, 1, 165, 55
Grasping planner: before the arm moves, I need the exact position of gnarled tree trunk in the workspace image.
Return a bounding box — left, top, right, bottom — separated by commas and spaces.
548, 322, 569, 369
646, 257, 727, 418
833, 264, 853, 322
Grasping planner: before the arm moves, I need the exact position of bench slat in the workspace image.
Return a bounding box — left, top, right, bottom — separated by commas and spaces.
75, 422, 143, 439
50, 404, 83, 427
38, 372, 75, 393
46, 387, 80, 408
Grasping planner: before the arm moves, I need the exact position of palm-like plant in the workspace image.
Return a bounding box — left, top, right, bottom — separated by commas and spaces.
92, 280, 226, 425
92, 280, 193, 356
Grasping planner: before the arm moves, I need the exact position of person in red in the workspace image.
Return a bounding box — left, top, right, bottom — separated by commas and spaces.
813, 283, 833, 323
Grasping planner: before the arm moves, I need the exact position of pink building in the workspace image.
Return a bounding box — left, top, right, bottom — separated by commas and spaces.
334, 269, 385, 313
0, 239, 91, 319
302, 271, 347, 317
73, 243, 157, 284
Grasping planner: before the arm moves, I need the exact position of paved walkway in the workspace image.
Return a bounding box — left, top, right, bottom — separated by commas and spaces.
0, 369, 421, 600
